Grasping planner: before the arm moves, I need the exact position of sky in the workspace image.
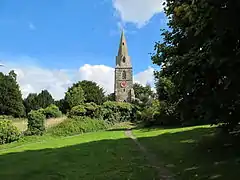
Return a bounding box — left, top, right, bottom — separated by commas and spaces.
0, 0, 167, 100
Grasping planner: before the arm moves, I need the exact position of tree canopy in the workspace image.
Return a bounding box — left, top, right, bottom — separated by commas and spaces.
152, 0, 240, 130
65, 85, 85, 109
0, 71, 25, 117
71, 80, 105, 105
24, 90, 54, 113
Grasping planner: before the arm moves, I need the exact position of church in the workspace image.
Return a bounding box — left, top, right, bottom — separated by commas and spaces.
114, 31, 135, 102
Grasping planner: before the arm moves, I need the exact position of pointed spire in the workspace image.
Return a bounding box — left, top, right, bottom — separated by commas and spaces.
118, 30, 128, 57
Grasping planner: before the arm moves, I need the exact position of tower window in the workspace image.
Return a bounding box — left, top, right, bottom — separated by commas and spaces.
122, 56, 126, 63
123, 88, 126, 92
122, 42, 124, 45
122, 70, 126, 79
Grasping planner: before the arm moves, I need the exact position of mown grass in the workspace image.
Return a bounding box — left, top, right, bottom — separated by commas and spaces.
133, 125, 240, 180
1, 124, 239, 179
0, 130, 158, 180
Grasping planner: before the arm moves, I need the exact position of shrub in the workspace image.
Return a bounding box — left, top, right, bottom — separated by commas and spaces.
84, 102, 101, 118
68, 103, 102, 119
0, 120, 21, 144
26, 110, 45, 136
139, 100, 180, 127
68, 105, 87, 117
48, 116, 109, 136
101, 101, 136, 123
43, 104, 62, 119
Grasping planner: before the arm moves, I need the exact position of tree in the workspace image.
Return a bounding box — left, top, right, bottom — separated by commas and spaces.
71, 80, 105, 105
65, 86, 85, 109
55, 99, 68, 114
37, 90, 54, 109
0, 71, 25, 117
133, 83, 154, 106
24, 93, 40, 113
152, 0, 240, 130
24, 90, 54, 113
104, 93, 115, 102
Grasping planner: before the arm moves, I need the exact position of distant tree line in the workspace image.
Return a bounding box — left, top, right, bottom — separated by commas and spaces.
0, 71, 155, 118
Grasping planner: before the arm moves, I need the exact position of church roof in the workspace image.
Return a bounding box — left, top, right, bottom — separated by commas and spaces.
118, 30, 128, 57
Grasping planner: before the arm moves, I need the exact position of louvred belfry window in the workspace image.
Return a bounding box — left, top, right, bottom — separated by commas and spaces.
122, 70, 126, 79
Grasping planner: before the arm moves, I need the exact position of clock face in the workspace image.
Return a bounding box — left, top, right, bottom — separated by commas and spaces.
120, 81, 127, 88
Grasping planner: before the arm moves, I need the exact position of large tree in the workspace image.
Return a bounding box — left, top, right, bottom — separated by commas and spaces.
152, 0, 240, 129
37, 90, 54, 109
24, 90, 54, 113
65, 86, 85, 109
24, 93, 40, 113
72, 80, 105, 105
133, 83, 154, 106
0, 71, 25, 117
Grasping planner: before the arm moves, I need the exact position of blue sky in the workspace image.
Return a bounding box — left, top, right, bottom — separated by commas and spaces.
0, 0, 167, 99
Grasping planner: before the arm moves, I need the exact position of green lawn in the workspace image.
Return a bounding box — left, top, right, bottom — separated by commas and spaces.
134, 125, 240, 180
0, 125, 239, 180
0, 131, 158, 180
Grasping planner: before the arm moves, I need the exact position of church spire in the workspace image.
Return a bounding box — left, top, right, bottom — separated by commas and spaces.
118, 30, 128, 57
116, 30, 131, 67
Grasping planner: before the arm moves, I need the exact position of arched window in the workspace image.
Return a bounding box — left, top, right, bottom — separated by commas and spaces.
122, 56, 126, 63
122, 70, 126, 79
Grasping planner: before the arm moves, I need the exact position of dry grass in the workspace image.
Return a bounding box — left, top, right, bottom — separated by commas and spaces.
11, 116, 67, 132
45, 116, 67, 128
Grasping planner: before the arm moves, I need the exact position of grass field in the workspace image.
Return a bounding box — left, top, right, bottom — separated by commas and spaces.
134, 126, 240, 180
0, 130, 158, 180
0, 125, 239, 179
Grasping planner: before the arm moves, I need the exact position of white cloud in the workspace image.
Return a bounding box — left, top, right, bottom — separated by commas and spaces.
77, 64, 115, 94
134, 67, 154, 86
28, 22, 36, 30
112, 0, 165, 28
1, 62, 155, 100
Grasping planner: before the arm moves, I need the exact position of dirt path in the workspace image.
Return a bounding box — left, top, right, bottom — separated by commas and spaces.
125, 130, 175, 180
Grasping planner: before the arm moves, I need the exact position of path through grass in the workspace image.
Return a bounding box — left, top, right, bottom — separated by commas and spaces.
133, 125, 240, 180
1, 125, 239, 179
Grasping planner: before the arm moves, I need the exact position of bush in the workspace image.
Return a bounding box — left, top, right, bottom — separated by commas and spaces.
47, 116, 109, 136
0, 120, 21, 144
43, 104, 62, 119
68, 103, 102, 119
26, 110, 45, 136
139, 100, 180, 127
101, 101, 136, 123
68, 105, 87, 117
84, 102, 101, 118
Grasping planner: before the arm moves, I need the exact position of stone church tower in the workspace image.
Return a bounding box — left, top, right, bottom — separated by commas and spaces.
114, 31, 135, 102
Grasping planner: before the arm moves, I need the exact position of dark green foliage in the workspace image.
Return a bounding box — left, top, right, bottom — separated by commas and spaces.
43, 104, 62, 119
24, 90, 54, 114
72, 80, 105, 105
152, 0, 240, 131
68, 105, 87, 117
104, 93, 115, 102
0, 71, 25, 117
84, 102, 101, 118
68, 103, 102, 119
47, 116, 109, 136
24, 93, 40, 113
101, 101, 136, 123
65, 85, 85, 110
55, 99, 68, 114
0, 120, 21, 144
26, 110, 45, 136
36, 90, 54, 109
132, 83, 155, 108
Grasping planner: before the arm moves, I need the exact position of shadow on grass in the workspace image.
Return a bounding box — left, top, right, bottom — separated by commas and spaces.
0, 127, 240, 180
